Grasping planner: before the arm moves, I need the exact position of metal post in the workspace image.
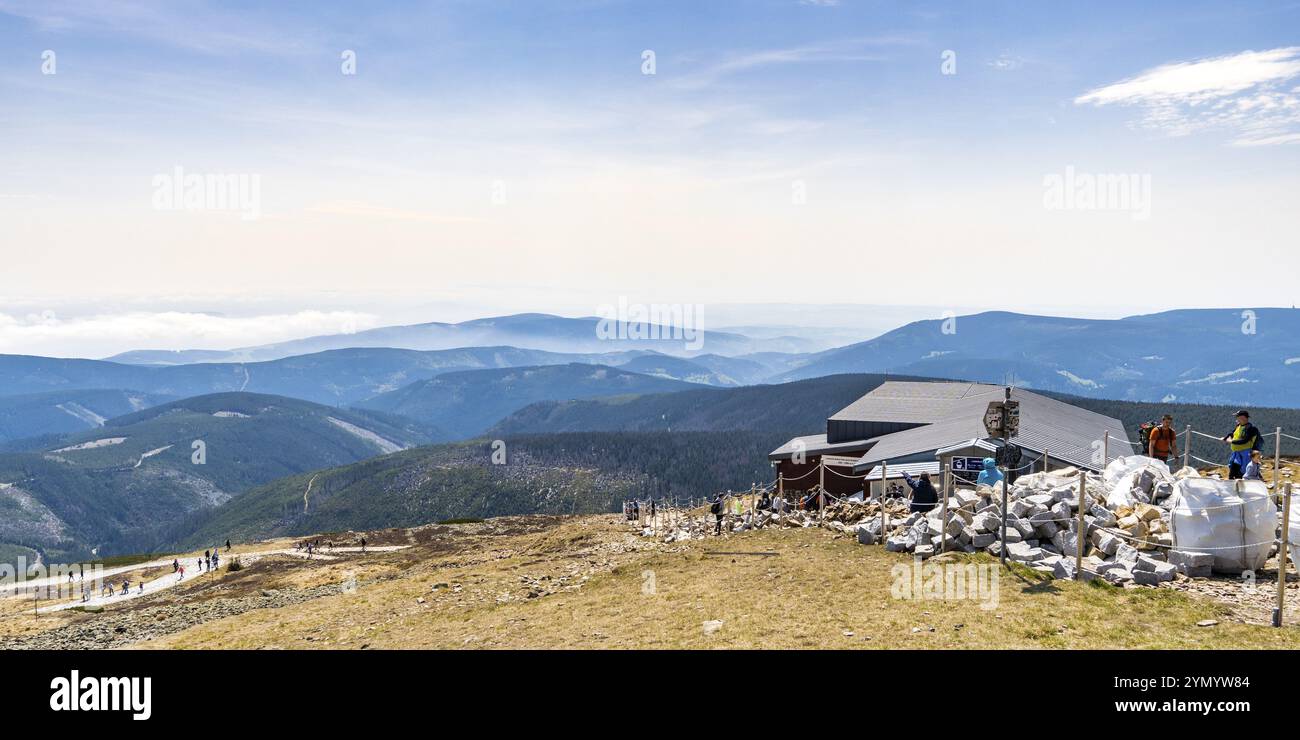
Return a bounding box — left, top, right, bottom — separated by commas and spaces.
880, 460, 888, 542
818, 460, 825, 520
1103, 430, 1110, 465
999, 466, 1009, 566
940, 464, 949, 554
1276, 483, 1293, 628
1075, 470, 1086, 579
1275, 427, 1283, 490
1183, 425, 1192, 470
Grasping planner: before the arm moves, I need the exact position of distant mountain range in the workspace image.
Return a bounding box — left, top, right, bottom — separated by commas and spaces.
774, 308, 1300, 407
105, 313, 827, 364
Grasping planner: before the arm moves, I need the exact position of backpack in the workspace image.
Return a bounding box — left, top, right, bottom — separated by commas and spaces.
1137, 421, 1157, 451
710, 499, 722, 515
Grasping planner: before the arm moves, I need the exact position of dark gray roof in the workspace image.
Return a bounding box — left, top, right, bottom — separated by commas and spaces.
848, 381, 1129, 472
830, 381, 1000, 424
768, 434, 877, 461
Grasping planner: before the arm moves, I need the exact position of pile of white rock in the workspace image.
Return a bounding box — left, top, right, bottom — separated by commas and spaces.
856, 457, 1220, 587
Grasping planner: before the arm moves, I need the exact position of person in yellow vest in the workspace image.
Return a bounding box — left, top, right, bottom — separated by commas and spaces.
1222, 410, 1262, 480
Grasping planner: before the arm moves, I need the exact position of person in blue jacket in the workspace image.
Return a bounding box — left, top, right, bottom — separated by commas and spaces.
975, 457, 1004, 488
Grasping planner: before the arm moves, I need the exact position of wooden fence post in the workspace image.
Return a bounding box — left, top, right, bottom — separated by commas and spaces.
1075, 470, 1086, 579
1276, 483, 1293, 628
940, 464, 949, 554
1275, 427, 1283, 489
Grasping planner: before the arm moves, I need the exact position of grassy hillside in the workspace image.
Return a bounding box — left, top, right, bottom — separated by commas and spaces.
0, 392, 446, 561
355, 363, 697, 439
13, 515, 1293, 651
163, 431, 782, 549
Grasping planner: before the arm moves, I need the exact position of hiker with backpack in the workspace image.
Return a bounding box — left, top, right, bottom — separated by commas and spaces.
710, 494, 725, 535
1146, 415, 1180, 468
1222, 410, 1262, 480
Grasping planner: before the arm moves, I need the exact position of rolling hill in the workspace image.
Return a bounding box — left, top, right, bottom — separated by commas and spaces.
161, 431, 781, 549
0, 389, 175, 445
615, 353, 740, 386
0, 346, 648, 407
0, 392, 444, 563
354, 363, 698, 439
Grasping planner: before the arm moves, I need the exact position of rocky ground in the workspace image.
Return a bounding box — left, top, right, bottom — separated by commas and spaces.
3, 508, 1299, 649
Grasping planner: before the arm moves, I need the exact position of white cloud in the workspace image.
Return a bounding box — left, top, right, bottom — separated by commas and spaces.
668, 36, 917, 90
1075, 47, 1300, 146
987, 53, 1024, 71
0, 310, 380, 359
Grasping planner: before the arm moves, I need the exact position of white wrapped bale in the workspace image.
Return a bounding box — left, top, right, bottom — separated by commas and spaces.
1169, 478, 1275, 573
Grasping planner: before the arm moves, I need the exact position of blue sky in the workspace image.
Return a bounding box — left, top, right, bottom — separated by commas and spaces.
1, 1, 1298, 356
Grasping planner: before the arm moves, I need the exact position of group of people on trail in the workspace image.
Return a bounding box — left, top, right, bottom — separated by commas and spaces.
97, 579, 141, 597
1144, 410, 1267, 481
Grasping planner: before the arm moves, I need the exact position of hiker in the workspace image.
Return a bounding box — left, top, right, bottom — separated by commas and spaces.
172, 559, 179, 573
106, 583, 114, 597
360, 537, 366, 553
710, 494, 724, 535
197, 557, 203, 572
121, 579, 129, 595
138, 582, 144, 594
900, 470, 939, 514
212, 551, 219, 569
177, 565, 185, 582
976, 458, 1004, 489
1148, 414, 1179, 467
225, 539, 231, 552
1244, 450, 1265, 481
1222, 410, 1262, 480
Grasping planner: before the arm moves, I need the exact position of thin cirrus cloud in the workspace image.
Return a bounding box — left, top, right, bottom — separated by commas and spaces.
1075, 47, 1300, 146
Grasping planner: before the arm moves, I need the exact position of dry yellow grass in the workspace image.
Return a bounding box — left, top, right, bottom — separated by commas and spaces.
133, 516, 1300, 650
